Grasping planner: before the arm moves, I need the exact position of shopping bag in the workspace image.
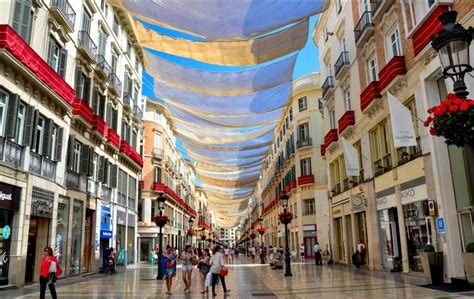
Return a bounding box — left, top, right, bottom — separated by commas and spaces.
205, 272, 212, 287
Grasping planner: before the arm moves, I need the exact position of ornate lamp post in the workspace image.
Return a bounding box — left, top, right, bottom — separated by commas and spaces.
154, 192, 167, 280
431, 11, 473, 99
200, 227, 206, 250
257, 216, 266, 264
187, 217, 194, 245
280, 191, 293, 277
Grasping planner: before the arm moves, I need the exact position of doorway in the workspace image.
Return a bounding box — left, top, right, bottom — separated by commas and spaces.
304, 236, 316, 259
82, 209, 94, 273
25, 218, 38, 284
334, 217, 344, 262
345, 214, 353, 262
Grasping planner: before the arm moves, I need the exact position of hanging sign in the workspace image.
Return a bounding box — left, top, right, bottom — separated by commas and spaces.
2, 225, 11, 240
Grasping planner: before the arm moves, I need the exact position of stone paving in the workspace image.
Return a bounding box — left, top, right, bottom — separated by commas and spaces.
3, 256, 474, 299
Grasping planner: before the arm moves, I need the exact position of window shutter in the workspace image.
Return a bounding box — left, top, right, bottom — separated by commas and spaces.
30, 109, 39, 150
22, 106, 35, 146
79, 144, 90, 175
106, 103, 112, 127
42, 118, 53, 158
87, 147, 94, 177
92, 89, 99, 115
110, 164, 118, 188
74, 67, 83, 98
99, 94, 106, 119
54, 127, 64, 161
112, 109, 118, 131
12, 0, 33, 42
47, 37, 55, 68
4, 93, 20, 138
66, 135, 75, 170
103, 159, 109, 184
98, 156, 105, 182
83, 77, 91, 106
58, 48, 68, 78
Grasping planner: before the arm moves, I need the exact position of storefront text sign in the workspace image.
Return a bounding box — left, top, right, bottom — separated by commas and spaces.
400, 184, 428, 205
0, 183, 21, 210
376, 194, 397, 210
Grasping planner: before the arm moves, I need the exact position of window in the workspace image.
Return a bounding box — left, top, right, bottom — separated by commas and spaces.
396, 98, 421, 165
387, 28, 402, 59
370, 120, 392, 175
355, 142, 364, 182
154, 131, 162, 149
81, 9, 91, 33
73, 141, 82, 173
91, 153, 98, 181
366, 55, 378, 82
12, 0, 33, 43
298, 123, 309, 141
300, 158, 312, 176
298, 97, 307, 111
336, 0, 342, 14
329, 109, 336, 129
14, 102, 26, 144
100, 0, 106, 11
340, 37, 347, 52
303, 199, 315, 215
289, 108, 293, 121
33, 116, 45, 154
47, 37, 67, 78
126, 41, 132, 57
330, 159, 341, 193
344, 90, 352, 111
111, 51, 118, 75
360, 0, 371, 13
74, 68, 91, 104
154, 166, 162, 183
0, 91, 7, 136
113, 16, 119, 37
98, 30, 107, 57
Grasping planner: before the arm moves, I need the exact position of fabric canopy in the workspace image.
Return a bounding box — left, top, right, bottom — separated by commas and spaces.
179, 132, 275, 151
111, 0, 326, 40
147, 50, 297, 94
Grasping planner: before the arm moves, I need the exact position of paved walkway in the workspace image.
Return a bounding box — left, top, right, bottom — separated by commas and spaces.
3, 256, 474, 298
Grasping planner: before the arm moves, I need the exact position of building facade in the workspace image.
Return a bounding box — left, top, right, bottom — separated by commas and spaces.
138, 98, 198, 263
259, 73, 329, 259
0, 0, 145, 286
314, 0, 473, 281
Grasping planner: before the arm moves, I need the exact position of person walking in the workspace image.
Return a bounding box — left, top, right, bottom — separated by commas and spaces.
268, 246, 274, 265
262, 247, 267, 264
39, 246, 61, 299
250, 246, 256, 263
300, 244, 305, 262
198, 248, 211, 294
209, 245, 230, 296
357, 240, 366, 265
162, 245, 177, 295
313, 242, 322, 265
181, 245, 194, 293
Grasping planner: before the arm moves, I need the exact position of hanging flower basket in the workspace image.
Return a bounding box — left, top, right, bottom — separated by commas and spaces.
187, 229, 195, 236
153, 215, 169, 227
424, 93, 474, 147
201, 235, 207, 240
278, 212, 293, 224
250, 232, 257, 240
257, 227, 267, 235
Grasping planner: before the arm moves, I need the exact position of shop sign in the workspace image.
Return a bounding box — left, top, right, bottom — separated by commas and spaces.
400, 184, 428, 205
437, 218, 445, 233
2, 225, 11, 240
117, 210, 126, 225
303, 224, 316, 231
0, 182, 21, 211
376, 194, 397, 211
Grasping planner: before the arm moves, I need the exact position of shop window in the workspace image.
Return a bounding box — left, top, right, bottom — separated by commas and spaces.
56, 197, 69, 276
370, 120, 392, 176
70, 200, 83, 275
298, 96, 307, 112
303, 199, 315, 216
12, 0, 34, 43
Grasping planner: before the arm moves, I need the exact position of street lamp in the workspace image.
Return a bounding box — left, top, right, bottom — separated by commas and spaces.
431, 11, 473, 99
258, 216, 266, 264
188, 217, 194, 245
280, 191, 292, 277
155, 192, 167, 280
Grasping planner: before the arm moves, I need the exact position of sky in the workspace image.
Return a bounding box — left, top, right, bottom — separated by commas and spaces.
141, 16, 320, 185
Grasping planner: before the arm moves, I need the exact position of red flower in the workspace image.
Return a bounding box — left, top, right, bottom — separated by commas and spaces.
460, 102, 469, 111
446, 93, 457, 101
449, 105, 458, 112
424, 116, 432, 127
429, 127, 437, 136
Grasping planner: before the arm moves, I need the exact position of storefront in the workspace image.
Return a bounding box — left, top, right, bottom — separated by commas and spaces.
116, 210, 126, 266
401, 181, 432, 273
376, 189, 401, 270
55, 197, 69, 277
127, 213, 136, 265
0, 182, 21, 285
99, 203, 112, 272
69, 200, 83, 276
303, 224, 317, 259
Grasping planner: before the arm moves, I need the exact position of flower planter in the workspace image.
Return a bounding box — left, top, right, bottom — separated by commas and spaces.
154, 220, 168, 227
462, 253, 474, 287
420, 252, 444, 285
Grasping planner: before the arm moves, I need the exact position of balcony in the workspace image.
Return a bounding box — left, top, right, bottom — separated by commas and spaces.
371, 0, 394, 21
92, 114, 108, 138
298, 175, 314, 186
378, 56, 407, 91
360, 81, 382, 112
296, 138, 312, 149
320, 144, 326, 157
87, 179, 99, 197
321, 76, 334, 98
0, 25, 74, 106
154, 182, 165, 191
66, 170, 85, 191
72, 98, 93, 127
334, 52, 350, 78
123, 92, 132, 111
412, 5, 449, 57
354, 11, 374, 45
324, 129, 339, 149
338, 111, 355, 134
95, 54, 110, 79
0, 137, 23, 168
133, 104, 143, 119
50, 0, 76, 32
77, 30, 97, 62
102, 185, 112, 202
152, 148, 164, 159
120, 140, 143, 168
106, 128, 120, 148
108, 73, 122, 96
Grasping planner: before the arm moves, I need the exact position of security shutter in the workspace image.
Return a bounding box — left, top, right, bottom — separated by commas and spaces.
58, 48, 68, 78
4, 94, 19, 138
110, 164, 118, 188
98, 156, 105, 182
22, 105, 35, 146
42, 118, 53, 158
79, 144, 89, 174
66, 135, 75, 170
54, 127, 64, 161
